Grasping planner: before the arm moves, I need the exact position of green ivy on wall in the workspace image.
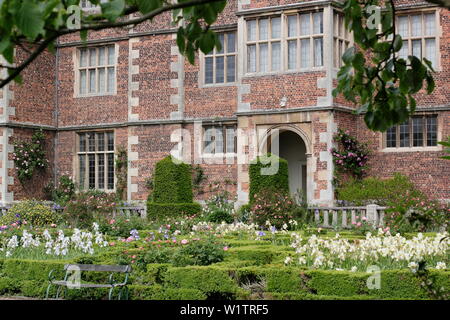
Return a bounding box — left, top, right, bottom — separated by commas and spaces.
115, 146, 128, 201
12, 129, 48, 183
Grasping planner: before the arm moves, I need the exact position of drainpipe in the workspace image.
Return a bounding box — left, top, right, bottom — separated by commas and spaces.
53, 40, 60, 187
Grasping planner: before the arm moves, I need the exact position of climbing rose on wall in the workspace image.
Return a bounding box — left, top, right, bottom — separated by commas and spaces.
331, 129, 370, 180
12, 129, 48, 183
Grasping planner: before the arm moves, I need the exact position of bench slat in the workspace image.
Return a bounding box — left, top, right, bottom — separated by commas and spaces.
63, 264, 131, 273
51, 281, 126, 288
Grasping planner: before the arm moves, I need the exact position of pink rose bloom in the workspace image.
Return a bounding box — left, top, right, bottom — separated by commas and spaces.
223, 246, 229, 251
181, 239, 189, 245
357, 222, 362, 227
132, 255, 136, 259
109, 242, 115, 246
109, 219, 115, 225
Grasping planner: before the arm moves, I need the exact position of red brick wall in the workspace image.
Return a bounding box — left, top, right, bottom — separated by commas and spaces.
56, 41, 129, 127
244, 72, 327, 110
184, 55, 238, 119
132, 35, 178, 120
9, 48, 56, 126
242, 0, 321, 10
356, 112, 450, 200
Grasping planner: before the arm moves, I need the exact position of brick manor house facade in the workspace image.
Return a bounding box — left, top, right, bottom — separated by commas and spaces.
0, 0, 449, 207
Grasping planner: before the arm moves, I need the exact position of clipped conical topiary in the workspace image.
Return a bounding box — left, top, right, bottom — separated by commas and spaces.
152, 155, 194, 203
249, 153, 289, 204
148, 155, 201, 218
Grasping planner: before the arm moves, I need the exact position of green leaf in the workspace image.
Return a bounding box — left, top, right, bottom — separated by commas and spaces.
202, 4, 218, 25
393, 35, 403, 52
176, 27, 186, 54
101, 0, 125, 22
423, 57, 435, 72
16, 1, 45, 40
342, 47, 355, 64
80, 29, 88, 42
137, 0, 162, 14
425, 73, 435, 94
198, 30, 215, 54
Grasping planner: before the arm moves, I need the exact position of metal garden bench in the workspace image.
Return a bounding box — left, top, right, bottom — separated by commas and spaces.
45, 264, 132, 300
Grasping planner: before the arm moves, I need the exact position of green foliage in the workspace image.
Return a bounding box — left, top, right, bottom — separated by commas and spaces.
236, 204, 252, 223
336, 173, 449, 233
131, 238, 226, 268
0, 200, 58, 227
0, 252, 448, 300
331, 129, 370, 180
163, 266, 239, 298
0, 277, 20, 295
63, 190, 118, 228
192, 164, 207, 196
147, 156, 201, 219
336, 173, 423, 206
44, 175, 76, 206
334, 0, 436, 131
438, 136, 450, 160
152, 156, 194, 204
250, 188, 300, 228
115, 146, 128, 200
226, 247, 275, 266
12, 129, 48, 183
0, 0, 227, 88
173, 238, 226, 267
249, 154, 289, 204
97, 215, 147, 238
203, 192, 234, 224
147, 203, 202, 219
175, 1, 227, 64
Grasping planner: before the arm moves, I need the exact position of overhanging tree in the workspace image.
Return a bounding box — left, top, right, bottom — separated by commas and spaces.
0, 0, 226, 88
0, 0, 449, 132
334, 0, 448, 132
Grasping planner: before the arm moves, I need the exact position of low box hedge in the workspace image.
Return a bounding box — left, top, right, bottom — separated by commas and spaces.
1, 258, 448, 300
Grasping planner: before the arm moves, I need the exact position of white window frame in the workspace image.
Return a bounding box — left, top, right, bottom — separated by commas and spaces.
76, 131, 116, 192
244, 10, 326, 76
333, 11, 352, 68
382, 114, 443, 152
200, 31, 237, 87
74, 44, 119, 98
202, 124, 237, 157
395, 10, 441, 71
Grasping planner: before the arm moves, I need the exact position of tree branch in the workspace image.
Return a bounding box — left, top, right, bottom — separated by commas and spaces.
0, 0, 224, 89
426, 0, 450, 8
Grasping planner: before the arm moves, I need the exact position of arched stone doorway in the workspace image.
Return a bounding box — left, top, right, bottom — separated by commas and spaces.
262, 126, 311, 203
